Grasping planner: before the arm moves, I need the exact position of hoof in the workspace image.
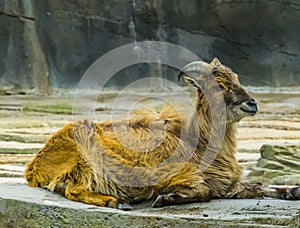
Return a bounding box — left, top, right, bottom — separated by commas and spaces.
281, 187, 300, 200
107, 199, 133, 210
152, 193, 176, 208
292, 187, 300, 200
117, 202, 133, 211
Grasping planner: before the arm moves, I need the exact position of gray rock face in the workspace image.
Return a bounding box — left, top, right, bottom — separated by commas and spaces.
249, 144, 300, 185
0, 0, 50, 94
1, 0, 300, 93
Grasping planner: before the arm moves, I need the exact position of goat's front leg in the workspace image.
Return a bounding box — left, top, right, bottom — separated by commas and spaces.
261, 185, 300, 200
152, 163, 213, 207
152, 180, 212, 207
226, 182, 300, 200
152, 190, 212, 207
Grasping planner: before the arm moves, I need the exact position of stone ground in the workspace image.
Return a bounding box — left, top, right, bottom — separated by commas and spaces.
0, 90, 299, 227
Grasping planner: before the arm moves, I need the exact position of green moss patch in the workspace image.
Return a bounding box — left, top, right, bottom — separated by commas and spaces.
23, 104, 73, 115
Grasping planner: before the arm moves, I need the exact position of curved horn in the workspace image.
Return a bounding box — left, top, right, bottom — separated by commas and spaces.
178, 61, 212, 82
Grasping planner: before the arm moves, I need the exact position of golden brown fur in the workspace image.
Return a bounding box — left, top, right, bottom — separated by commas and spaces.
25, 58, 300, 209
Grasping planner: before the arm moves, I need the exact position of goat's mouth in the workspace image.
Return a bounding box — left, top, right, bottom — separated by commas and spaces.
240, 107, 257, 115
240, 100, 258, 115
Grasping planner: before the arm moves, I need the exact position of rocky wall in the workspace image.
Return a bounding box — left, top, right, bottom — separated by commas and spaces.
0, 0, 300, 94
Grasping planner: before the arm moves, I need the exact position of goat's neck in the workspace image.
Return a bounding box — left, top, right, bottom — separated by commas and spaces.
188, 99, 238, 162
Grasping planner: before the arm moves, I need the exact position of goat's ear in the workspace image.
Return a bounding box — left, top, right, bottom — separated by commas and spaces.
210, 58, 222, 67
183, 75, 201, 89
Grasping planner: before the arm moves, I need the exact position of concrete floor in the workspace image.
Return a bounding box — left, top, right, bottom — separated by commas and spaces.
0, 183, 299, 227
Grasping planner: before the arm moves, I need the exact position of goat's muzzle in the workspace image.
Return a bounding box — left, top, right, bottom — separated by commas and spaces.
240, 99, 258, 115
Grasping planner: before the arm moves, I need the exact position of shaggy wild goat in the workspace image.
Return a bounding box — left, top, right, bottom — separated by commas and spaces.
25, 58, 300, 210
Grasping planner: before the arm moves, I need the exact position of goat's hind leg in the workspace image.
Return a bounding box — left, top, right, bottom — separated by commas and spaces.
64, 184, 132, 210
48, 174, 132, 210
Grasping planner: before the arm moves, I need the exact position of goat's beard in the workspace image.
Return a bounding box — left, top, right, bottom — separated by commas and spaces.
228, 105, 252, 122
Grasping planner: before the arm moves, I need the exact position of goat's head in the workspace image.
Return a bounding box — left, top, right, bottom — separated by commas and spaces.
178, 58, 258, 122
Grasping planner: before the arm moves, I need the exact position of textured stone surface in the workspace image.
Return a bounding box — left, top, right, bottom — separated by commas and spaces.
0, 184, 300, 227
249, 145, 300, 185
1, 0, 300, 93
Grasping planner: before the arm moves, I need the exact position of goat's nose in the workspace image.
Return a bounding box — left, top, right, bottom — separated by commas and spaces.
246, 99, 257, 108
